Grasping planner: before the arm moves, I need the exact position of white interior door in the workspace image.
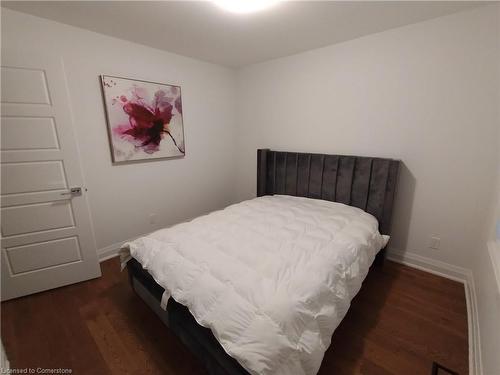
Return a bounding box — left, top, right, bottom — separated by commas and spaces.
1, 50, 101, 301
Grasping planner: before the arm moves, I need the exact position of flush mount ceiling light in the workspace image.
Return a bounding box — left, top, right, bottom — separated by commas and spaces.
212, 0, 280, 14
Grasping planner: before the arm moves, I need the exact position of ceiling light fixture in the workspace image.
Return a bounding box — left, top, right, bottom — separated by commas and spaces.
212, 0, 280, 14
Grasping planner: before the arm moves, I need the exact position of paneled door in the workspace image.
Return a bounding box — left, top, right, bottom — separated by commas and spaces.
1, 50, 101, 301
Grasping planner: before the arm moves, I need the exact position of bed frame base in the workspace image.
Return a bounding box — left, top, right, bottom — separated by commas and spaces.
127, 258, 249, 375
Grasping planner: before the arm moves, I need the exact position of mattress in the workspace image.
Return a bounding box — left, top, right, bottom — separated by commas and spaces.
121, 195, 388, 375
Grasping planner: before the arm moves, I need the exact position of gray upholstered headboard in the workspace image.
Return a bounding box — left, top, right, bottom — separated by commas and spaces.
257, 149, 400, 236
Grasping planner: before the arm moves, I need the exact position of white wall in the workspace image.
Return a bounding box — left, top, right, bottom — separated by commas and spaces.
473, 131, 499, 375
1, 8, 238, 255
474, 245, 500, 374
472, 5, 500, 373
235, 5, 499, 270
235, 5, 500, 373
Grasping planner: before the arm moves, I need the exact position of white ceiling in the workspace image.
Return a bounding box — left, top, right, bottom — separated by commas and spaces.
2, 1, 487, 67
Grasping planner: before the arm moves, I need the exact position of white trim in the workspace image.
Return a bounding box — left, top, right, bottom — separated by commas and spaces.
464, 269, 483, 375
387, 248, 482, 375
386, 248, 469, 283
487, 241, 500, 294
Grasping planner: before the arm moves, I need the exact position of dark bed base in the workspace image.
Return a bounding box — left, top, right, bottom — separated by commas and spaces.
127, 149, 400, 375
127, 257, 249, 375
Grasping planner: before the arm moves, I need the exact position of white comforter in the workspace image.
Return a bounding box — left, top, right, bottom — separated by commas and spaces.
121, 195, 388, 375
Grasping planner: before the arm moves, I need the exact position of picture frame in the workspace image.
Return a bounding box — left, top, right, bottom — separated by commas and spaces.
100, 75, 185, 163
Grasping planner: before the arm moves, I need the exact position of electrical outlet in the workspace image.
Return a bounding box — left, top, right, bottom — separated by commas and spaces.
429, 236, 441, 250
149, 213, 157, 224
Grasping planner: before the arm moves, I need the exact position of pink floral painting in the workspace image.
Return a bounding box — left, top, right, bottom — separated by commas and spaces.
101, 75, 185, 162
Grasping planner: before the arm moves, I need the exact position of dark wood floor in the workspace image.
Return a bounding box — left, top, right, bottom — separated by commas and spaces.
1, 258, 468, 375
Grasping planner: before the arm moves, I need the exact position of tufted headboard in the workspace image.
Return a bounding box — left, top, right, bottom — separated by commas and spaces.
257, 149, 400, 236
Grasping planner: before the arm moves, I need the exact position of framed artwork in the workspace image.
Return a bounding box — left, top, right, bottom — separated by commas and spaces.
100, 75, 185, 163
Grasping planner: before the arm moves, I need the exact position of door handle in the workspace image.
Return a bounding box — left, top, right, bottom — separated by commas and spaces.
61, 187, 82, 196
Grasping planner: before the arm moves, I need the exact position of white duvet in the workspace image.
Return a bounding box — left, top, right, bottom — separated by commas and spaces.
121, 195, 388, 375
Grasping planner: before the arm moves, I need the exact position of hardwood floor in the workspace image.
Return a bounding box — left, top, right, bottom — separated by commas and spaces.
1, 259, 468, 375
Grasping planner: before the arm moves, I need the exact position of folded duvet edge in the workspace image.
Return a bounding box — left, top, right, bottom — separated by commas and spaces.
119, 245, 132, 271
381, 235, 390, 248
117, 242, 259, 374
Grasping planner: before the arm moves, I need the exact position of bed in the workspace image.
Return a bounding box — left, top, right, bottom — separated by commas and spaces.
122, 149, 400, 375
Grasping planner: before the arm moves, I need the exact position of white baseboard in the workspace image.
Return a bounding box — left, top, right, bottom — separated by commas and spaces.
387, 248, 482, 375
386, 248, 469, 283
464, 269, 483, 375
